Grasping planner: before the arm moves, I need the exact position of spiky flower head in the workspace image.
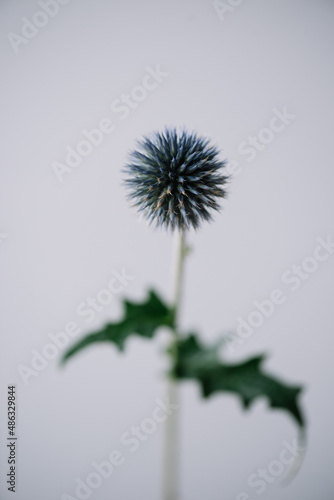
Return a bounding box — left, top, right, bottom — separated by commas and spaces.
124, 128, 229, 231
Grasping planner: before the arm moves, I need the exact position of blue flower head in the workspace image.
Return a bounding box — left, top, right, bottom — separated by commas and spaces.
124, 128, 229, 231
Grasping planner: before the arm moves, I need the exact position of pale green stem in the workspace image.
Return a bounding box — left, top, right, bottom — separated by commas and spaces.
163, 230, 187, 500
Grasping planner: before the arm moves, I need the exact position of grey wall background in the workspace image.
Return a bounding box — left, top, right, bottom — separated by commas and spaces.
1, 0, 334, 499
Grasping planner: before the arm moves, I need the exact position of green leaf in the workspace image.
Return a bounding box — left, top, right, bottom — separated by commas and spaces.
173, 334, 305, 427
62, 289, 174, 364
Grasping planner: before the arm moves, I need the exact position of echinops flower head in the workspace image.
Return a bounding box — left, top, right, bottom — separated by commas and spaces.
124, 128, 229, 231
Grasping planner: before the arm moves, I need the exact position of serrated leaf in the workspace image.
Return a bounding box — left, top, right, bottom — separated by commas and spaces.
62, 290, 173, 364
174, 334, 305, 427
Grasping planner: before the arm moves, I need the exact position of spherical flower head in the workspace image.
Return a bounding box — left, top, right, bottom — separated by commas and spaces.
124, 128, 229, 231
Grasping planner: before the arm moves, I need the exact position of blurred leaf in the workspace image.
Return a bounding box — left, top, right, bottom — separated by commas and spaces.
62, 290, 173, 364
173, 334, 305, 427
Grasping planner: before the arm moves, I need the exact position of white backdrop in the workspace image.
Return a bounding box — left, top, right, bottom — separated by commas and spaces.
1, 0, 334, 499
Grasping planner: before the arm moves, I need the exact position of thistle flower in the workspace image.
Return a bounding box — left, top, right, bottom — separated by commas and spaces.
124, 128, 228, 231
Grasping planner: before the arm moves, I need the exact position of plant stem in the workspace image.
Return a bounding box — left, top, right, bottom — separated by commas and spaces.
163, 230, 187, 500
